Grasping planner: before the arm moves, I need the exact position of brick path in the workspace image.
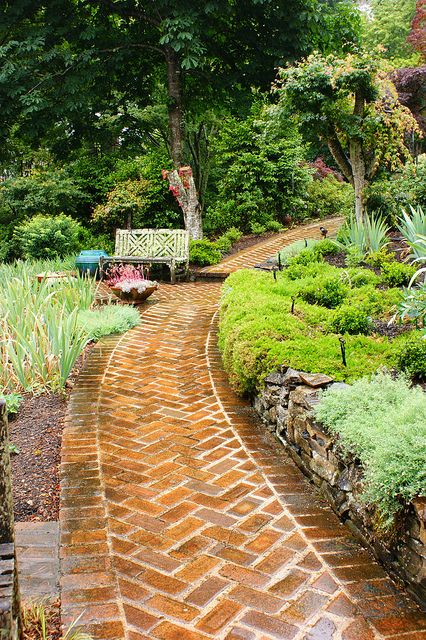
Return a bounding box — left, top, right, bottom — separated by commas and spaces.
61, 220, 426, 640
198, 217, 343, 277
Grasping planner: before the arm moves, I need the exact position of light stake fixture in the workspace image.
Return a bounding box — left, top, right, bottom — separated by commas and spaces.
339, 336, 347, 367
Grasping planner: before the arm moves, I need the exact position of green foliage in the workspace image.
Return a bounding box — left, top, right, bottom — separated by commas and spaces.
277, 239, 319, 265
313, 239, 340, 257
0, 171, 85, 219
344, 245, 365, 267
362, 0, 417, 61
189, 240, 222, 266
218, 264, 408, 395
277, 51, 420, 220
315, 372, 426, 527
337, 214, 389, 255
190, 228, 242, 266
205, 104, 311, 233
78, 306, 140, 341
305, 175, 354, 220
289, 247, 322, 267
14, 214, 84, 260
330, 306, 372, 335
299, 276, 348, 308
381, 261, 416, 287
396, 279, 426, 326
0, 258, 135, 392
398, 205, 426, 261
365, 248, 394, 269
394, 332, 426, 379
365, 160, 426, 226
0, 393, 23, 416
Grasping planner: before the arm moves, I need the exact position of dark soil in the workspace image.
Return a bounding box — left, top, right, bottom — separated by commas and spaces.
371, 319, 413, 339
10, 394, 65, 522
10, 346, 93, 522
324, 251, 346, 268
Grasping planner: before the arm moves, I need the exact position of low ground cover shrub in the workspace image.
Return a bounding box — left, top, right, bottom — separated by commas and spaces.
329, 306, 373, 335
218, 264, 410, 394
276, 239, 319, 265
315, 372, 426, 528
394, 333, 426, 380
380, 261, 417, 287
78, 306, 140, 340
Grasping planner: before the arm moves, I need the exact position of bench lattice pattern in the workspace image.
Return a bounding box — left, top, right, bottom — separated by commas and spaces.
115, 229, 189, 261
102, 228, 190, 284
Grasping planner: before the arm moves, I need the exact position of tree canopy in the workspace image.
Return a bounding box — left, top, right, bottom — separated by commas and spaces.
277, 51, 421, 220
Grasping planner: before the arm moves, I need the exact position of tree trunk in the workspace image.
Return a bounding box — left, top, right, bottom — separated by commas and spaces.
0, 400, 22, 639
166, 168, 203, 239
165, 47, 184, 167
349, 139, 366, 222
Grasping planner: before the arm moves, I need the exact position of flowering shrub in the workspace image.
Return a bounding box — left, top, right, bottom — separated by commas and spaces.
105, 264, 157, 293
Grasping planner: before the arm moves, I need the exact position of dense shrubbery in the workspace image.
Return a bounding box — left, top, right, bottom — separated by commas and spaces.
315, 372, 426, 528
14, 214, 84, 259
218, 260, 410, 394
365, 157, 426, 226
189, 228, 242, 266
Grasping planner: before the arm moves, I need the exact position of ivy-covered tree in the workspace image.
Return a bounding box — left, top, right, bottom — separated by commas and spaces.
277, 51, 421, 221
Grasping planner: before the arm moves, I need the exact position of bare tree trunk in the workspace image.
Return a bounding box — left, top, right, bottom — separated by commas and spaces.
166, 168, 203, 239
0, 400, 22, 639
165, 47, 184, 167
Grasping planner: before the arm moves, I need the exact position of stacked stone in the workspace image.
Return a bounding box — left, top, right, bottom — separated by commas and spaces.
254, 366, 426, 608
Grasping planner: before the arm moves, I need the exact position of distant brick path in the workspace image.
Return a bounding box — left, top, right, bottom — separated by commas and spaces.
198, 217, 343, 277
60, 219, 426, 640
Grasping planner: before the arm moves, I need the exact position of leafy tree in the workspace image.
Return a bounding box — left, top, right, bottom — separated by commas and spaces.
393, 66, 426, 146
362, 0, 417, 61
277, 51, 421, 221
0, 0, 362, 237
205, 104, 311, 233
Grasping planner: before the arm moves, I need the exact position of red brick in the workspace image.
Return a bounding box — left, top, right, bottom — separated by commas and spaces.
196, 599, 242, 634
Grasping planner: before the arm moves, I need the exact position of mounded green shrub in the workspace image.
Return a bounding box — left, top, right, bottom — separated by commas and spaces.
218, 266, 409, 394
189, 239, 222, 266
381, 261, 417, 287
315, 372, 426, 528
78, 306, 140, 340
394, 333, 426, 380
299, 276, 348, 308
330, 306, 372, 335
14, 214, 83, 259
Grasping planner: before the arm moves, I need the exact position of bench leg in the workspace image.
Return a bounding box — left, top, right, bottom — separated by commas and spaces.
170, 260, 176, 285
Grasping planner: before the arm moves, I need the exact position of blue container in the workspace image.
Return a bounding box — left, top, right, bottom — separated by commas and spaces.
75, 250, 109, 278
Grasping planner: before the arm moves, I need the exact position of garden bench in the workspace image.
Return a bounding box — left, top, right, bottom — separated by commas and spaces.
100, 228, 190, 284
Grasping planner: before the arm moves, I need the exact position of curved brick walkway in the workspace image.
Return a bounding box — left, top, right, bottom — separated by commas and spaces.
61, 220, 426, 640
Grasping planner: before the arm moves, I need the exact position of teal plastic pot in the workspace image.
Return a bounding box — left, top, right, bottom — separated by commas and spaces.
75, 250, 109, 278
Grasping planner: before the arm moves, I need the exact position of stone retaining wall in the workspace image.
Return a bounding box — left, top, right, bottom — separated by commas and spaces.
253, 367, 426, 607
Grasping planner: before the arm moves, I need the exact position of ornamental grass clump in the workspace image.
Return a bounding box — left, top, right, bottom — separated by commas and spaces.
315, 372, 426, 528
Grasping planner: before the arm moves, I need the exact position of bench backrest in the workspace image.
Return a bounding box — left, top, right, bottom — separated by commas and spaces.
115, 229, 190, 261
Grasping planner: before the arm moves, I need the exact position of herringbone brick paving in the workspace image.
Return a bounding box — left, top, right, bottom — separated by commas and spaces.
61, 220, 426, 640
198, 217, 343, 276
